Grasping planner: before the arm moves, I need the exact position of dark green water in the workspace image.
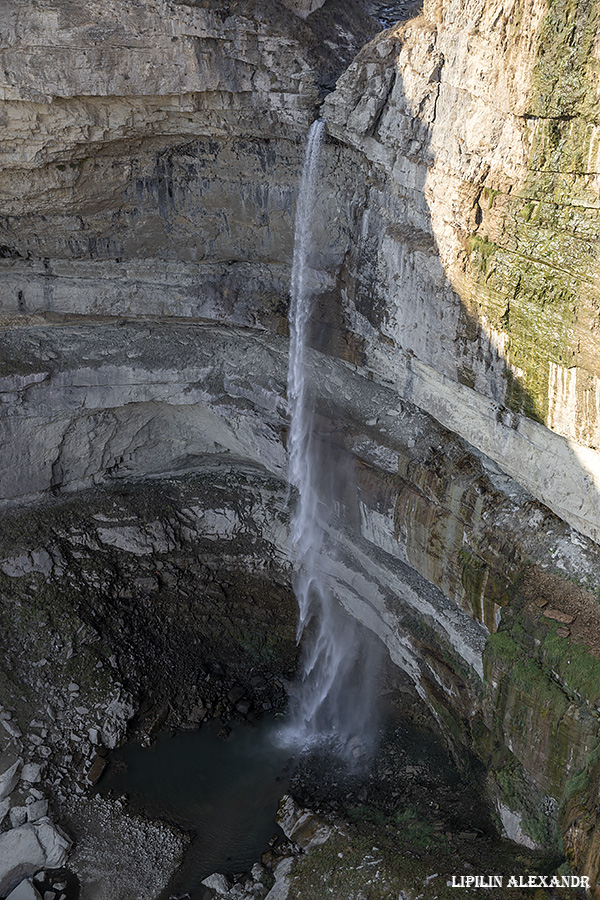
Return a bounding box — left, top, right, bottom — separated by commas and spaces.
100, 718, 293, 898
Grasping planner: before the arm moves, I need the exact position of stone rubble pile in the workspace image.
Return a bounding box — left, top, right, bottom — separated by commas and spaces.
66, 793, 188, 900
0, 757, 72, 899
1, 680, 134, 797
199, 865, 272, 900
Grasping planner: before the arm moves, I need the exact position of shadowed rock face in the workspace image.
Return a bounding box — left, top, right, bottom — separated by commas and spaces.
2, 0, 600, 889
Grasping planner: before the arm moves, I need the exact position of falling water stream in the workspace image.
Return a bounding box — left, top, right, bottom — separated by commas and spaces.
95, 120, 381, 900
283, 119, 379, 760
90, 122, 535, 900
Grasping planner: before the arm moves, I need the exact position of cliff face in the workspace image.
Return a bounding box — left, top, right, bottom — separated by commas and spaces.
2, 0, 600, 894
319, 0, 600, 874
0, 0, 376, 330
323, 0, 600, 544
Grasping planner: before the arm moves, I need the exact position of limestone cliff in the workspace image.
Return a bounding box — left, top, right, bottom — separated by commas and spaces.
1, 0, 600, 895
318, 0, 600, 877
324, 0, 600, 544
0, 0, 376, 330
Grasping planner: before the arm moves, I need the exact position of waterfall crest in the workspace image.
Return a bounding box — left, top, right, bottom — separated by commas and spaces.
284, 119, 379, 762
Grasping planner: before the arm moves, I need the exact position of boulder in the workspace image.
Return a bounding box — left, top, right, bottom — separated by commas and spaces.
6, 881, 43, 900
32, 819, 72, 868
251, 864, 265, 882
0, 826, 45, 895
276, 795, 332, 850
26, 800, 49, 823
0, 760, 23, 800
10, 807, 28, 828
21, 764, 42, 785
264, 858, 294, 900
101, 697, 135, 749
201, 874, 230, 895
544, 608, 575, 625
0, 816, 71, 892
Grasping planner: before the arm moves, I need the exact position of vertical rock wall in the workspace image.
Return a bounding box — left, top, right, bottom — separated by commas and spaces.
2, 0, 600, 889
323, 0, 600, 544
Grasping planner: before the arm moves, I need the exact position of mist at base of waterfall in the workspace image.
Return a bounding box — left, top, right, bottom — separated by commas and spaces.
276, 595, 384, 769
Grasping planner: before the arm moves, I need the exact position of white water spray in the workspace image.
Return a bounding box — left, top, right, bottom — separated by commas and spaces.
284, 119, 379, 760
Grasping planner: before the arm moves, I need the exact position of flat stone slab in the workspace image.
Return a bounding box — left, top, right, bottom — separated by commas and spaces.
0, 826, 45, 896
86, 755, 108, 786
544, 608, 575, 625
6, 880, 42, 900
0, 759, 22, 800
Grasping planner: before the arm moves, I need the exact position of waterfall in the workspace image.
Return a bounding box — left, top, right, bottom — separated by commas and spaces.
284, 119, 379, 762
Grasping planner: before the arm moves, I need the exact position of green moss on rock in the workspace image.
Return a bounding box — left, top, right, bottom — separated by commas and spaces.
464, 0, 600, 427
495, 759, 560, 847
483, 625, 599, 801
563, 741, 600, 803
542, 631, 600, 706
530, 0, 600, 120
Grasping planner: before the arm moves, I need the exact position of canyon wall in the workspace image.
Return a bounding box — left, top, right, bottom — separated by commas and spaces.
323, 0, 600, 544
1, 0, 600, 894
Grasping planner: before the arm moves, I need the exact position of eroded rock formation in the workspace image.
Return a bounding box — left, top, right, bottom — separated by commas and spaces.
1, 0, 600, 895
323, 0, 600, 543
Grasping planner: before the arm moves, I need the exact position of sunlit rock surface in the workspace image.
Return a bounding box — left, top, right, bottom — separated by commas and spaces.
322, 0, 600, 542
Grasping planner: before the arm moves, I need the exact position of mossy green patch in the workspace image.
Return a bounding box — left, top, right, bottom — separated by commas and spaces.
483, 597, 600, 816
485, 630, 522, 669
393, 805, 441, 849
464, 0, 600, 426
495, 759, 559, 847
482, 186, 501, 209
467, 233, 501, 277
520, 202, 536, 223
530, 0, 600, 120
512, 657, 569, 717
542, 631, 600, 705
458, 547, 511, 628
522, 812, 554, 846
563, 740, 600, 803
497, 760, 531, 811
285, 819, 566, 900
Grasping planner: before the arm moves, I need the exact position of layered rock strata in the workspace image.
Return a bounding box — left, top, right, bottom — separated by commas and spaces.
323, 0, 600, 543
1, 0, 600, 894
1, 319, 600, 880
